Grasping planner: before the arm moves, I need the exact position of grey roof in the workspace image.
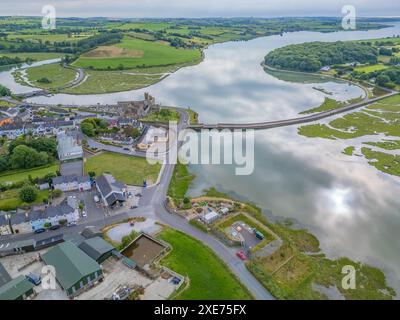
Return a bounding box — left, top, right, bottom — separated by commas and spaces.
78, 237, 114, 262
9, 211, 31, 225
0, 275, 34, 300
0, 262, 11, 287
0, 213, 10, 227
52, 174, 90, 185
81, 226, 102, 239
44, 203, 74, 218
105, 192, 125, 206
96, 174, 125, 200
42, 241, 101, 291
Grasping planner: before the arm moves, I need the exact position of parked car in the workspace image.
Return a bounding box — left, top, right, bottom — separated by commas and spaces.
123, 147, 130, 151
49, 224, 60, 231
236, 250, 247, 261
26, 273, 41, 286
93, 195, 100, 203
130, 205, 138, 209
82, 211, 87, 218
33, 228, 46, 234
67, 221, 77, 227
135, 193, 142, 197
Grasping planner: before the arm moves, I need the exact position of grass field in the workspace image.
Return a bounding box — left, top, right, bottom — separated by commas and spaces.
0, 52, 63, 62
140, 108, 180, 123
167, 162, 194, 203
0, 188, 49, 211
63, 68, 164, 94
0, 164, 59, 184
7, 33, 92, 43
73, 37, 202, 69
158, 228, 253, 300
84, 152, 161, 185
23, 63, 77, 89
354, 64, 389, 73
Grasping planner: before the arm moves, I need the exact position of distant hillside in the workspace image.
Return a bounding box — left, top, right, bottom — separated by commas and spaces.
265, 41, 378, 72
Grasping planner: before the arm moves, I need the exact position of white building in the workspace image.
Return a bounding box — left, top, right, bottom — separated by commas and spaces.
201, 210, 220, 225
57, 131, 83, 161
52, 175, 91, 192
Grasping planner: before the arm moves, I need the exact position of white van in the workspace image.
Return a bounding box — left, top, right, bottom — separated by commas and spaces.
93, 195, 100, 203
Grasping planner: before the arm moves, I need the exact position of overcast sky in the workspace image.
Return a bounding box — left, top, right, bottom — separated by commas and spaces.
1, 0, 399, 18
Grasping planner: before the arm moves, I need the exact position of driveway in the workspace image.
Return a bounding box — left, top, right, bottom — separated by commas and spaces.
60, 160, 83, 176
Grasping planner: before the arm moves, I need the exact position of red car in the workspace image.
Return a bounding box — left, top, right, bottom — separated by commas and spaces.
236, 250, 247, 260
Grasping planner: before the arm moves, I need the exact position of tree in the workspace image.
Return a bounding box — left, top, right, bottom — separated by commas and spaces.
0, 156, 9, 172
0, 84, 11, 97
81, 122, 95, 137
88, 171, 96, 178
10, 145, 49, 169
52, 189, 62, 198
19, 185, 38, 203
376, 74, 390, 86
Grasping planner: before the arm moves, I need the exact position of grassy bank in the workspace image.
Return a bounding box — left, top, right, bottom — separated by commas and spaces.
158, 228, 253, 300
0, 188, 49, 211
0, 164, 59, 184
84, 151, 161, 185
21, 63, 77, 89
167, 162, 195, 205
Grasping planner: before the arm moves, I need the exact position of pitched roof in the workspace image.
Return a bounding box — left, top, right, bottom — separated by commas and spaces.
42, 241, 100, 290
78, 237, 114, 261
0, 275, 33, 300
96, 174, 125, 200
52, 175, 89, 185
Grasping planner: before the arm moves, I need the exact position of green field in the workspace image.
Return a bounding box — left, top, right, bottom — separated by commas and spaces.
0, 52, 64, 62
354, 64, 389, 73
0, 188, 49, 211
0, 164, 59, 184
63, 68, 164, 94
73, 37, 202, 69
84, 151, 161, 185
158, 228, 253, 300
167, 162, 195, 204
7, 33, 92, 43
22, 63, 77, 89
140, 108, 180, 123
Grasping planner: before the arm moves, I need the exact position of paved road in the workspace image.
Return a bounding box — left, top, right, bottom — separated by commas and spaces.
189, 91, 399, 131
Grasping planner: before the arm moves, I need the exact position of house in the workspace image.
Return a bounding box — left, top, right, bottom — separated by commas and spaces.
9, 211, 33, 234
78, 237, 114, 263
201, 210, 220, 224
14, 110, 31, 122
0, 275, 34, 300
57, 131, 83, 161
0, 123, 25, 139
0, 116, 12, 127
96, 174, 126, 207
52, 175, 91, 192
30, 199, 79, 231
42, 241, 103, 297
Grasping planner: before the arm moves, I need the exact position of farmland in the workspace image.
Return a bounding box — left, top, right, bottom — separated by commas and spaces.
73, 37, 202, 70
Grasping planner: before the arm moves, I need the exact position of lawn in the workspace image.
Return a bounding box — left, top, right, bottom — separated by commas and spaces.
0, 52, 64, 62
0, 188, 49, 211
23, 63, 77, 89
73, 36, 202, 69
84, 152, 161, 185
0, 164, 59, 184
158, 228, 253, 300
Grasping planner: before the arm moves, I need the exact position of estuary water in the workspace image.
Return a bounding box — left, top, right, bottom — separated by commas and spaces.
3, 23, 400, 292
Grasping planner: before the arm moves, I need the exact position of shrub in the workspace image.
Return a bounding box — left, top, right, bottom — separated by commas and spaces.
19, 185, 38, 203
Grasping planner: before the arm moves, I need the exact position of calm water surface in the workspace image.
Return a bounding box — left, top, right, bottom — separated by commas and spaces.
3, 23, 400, 292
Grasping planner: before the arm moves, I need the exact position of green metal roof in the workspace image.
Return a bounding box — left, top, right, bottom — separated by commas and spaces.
42, 241, 101, 290
0, 275, 33, 300
78, 237, 114, 261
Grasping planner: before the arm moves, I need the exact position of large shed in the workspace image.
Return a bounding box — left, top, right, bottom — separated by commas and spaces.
0, 275, 34, 300
42, 241, 103, 297
78, 237, 114, 263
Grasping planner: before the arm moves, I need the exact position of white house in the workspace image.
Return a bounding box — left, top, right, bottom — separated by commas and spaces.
52, 175, 91, 192
201, 210, 220, 225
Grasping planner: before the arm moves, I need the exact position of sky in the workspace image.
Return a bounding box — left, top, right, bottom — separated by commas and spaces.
0, 0, 399, 18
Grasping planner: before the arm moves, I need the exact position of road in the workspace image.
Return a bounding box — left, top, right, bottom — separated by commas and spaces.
189, 91, 399, 131
0, 106, 274, 300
